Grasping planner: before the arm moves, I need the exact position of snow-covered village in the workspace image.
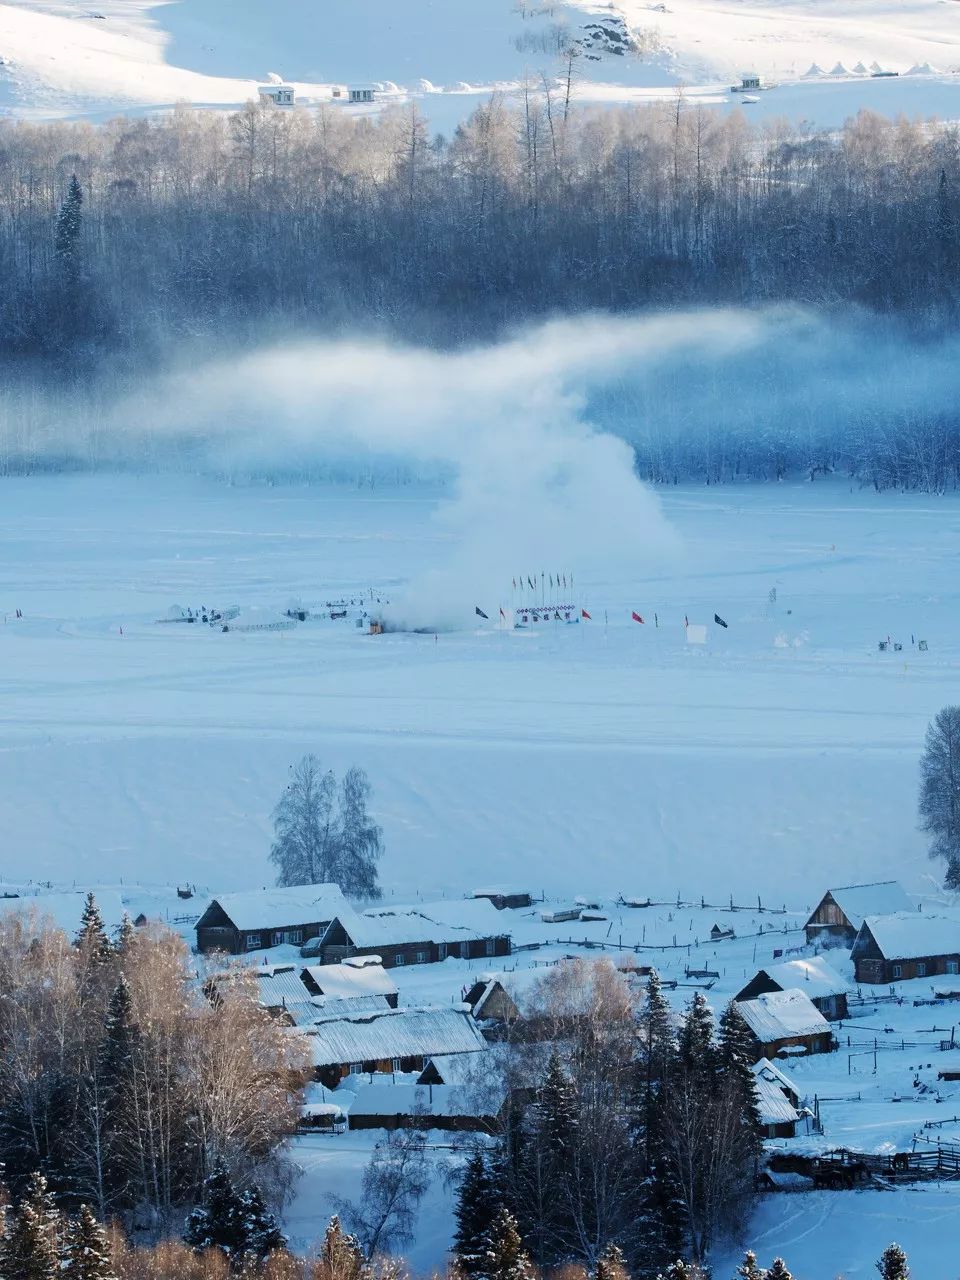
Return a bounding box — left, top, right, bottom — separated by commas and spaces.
8, 0, 960, 1278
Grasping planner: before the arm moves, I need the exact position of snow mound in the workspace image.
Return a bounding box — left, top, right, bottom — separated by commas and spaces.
852, 61, 868, 74
417, 78, 436, 92
265, 71, 284, 84
906, 62, 935, 75
804, 63, 824, 77
829, 62, 848, 76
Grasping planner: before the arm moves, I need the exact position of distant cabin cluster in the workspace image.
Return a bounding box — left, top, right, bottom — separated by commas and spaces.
256, 82, 379, 108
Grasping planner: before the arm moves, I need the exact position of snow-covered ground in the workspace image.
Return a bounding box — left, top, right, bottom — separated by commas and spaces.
2, 0, 960, 132
1, 474, 956, 903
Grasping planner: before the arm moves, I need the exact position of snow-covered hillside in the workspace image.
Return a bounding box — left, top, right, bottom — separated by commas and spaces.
0, 474, 955, 906
3, 0, 960, 131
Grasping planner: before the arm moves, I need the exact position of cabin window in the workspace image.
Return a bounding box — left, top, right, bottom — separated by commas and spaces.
349, 1062, 362, 1074
439, 943, 448, 960
394, 954, 405, 966
272, 931, 283, 946
460, 942, 469, 959
392, 1058, 401, 1072
948, 961, 959, 975
246, 933, 259, 950
892, 964, 902, 979
485, 939, 495, 956
290, 929, 302, 944
415, 950, 428, 964
917, 962, 927, 977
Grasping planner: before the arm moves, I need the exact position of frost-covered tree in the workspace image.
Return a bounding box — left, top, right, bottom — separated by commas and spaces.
876, 1243, 909, 1280
76, 893, 112, 963
482, 1209, 536, 1280
337, 1128, 429, 1258
315, 1216, 367, 1280
184, 1161, 284, 1262
919, 706, 960, 888
54, 174, 83, 286
1, 1173, 62, 1280
269, 758, 382, 897
595, 1242, 630, 1280
764, 1261, 793, 1280
735, 1251, 764, 1280
454, 1151, 501, 1277
63, 1206, 116, 1280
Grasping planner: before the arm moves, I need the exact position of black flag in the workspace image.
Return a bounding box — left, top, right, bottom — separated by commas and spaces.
475, 606, 489, 620
714, 613, 728, 628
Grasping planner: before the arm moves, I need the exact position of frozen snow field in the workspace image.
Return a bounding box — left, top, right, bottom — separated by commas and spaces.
1, 473, 957, 905
3, 0, 960, 131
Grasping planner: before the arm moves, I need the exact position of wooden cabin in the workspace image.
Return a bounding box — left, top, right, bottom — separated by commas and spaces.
751, 1059, 804, 1138
804, 881, 911, 947
851, 912, 960, 984
734, 988, 834, 1059
314, 899, 512, 969
195, 885, 349, 954
464, 977, 519, 1027
300, 956, 399, 1008
736, 955, 850, 1021
473, 888, 533, 910
303, 1005, 487, 1089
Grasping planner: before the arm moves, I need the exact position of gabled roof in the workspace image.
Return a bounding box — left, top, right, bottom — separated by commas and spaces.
808, 881, 911, 930
249, 963, 313, 1008
330, 898, 511, 948
419, 1052, 487, 1086
755, 956, 850, 1000
735, 988, 831, 1042
855, 912, 960, 962
199, 885, 348, 932
751, 1060, 802, 1127
301, 960, 397, 1000
302, 1006, 488, 1068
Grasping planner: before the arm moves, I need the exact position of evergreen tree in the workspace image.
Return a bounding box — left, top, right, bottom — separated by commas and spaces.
184, 1161, 281, 1262
764, 1261, 793, 1280
454, 1151, 500, 1277
0, 1173, 62, 1280
676, 993, 715, 1079
114, 914, 136, 957
54, 175, 83, 281
596, 1242, 630, 1280
76, 893, 112, 962
717, 1003, 763, 1134
736, 1253, 764, 1280
63, 1206, 116, 1280
876, 1243, 909, 1280
481, 1209, 536, 1280
317, 1216, 367, 1280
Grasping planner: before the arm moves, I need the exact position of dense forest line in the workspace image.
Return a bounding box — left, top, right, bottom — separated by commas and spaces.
3, 96, 960, 488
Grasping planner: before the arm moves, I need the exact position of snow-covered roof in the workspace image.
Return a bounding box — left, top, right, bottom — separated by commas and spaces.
333, 898, 511, 947
752, 1071, 802, 1127
203, 884, 348, 931
420, 1052, 488, 1086
0, 890, 126, 939
250, 963, 313, 1007
302, 1006, 487, 1067
735, 988, 831, 1042
301, 959, 397, 1000
758, 955, 850, 999
752, 1057, 799, 1095
300, 994, 390, 1022
858, 912, 960, 962
812, 881, 912, 930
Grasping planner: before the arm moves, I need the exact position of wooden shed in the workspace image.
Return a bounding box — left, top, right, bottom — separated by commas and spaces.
804, 881, 911, 947
851, 912, 960, 984
734, 988, 835, 1059
736, 955, 850, 1021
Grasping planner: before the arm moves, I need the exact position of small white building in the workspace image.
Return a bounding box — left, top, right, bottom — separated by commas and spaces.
732, 72, 763, 92
258, 84, 295, 107
349, 84, 377, 104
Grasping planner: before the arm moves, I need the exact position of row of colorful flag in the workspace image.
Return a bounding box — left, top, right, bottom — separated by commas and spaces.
512, 573, 573, 591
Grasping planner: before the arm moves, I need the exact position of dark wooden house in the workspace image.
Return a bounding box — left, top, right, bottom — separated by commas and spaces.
851, 912, 960, 984
315, 899, 512, 969
804, 881, 911, 947
736, 956, 850, 1021
473, 888, 533, 910
194, 885, 348, 954
734, 988, 834, 1059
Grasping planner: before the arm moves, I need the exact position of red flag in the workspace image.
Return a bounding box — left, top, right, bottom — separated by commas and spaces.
581, 608, 591, 620
632, 611, 644, 624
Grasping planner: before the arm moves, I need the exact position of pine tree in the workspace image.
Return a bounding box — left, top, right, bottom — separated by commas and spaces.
736, 1253, 764, 1280
717, 1003, 763, 1133
0, 1173, 62, 1280
185, 1161, 243, 1255
63, 1206, 116, 1280
596, 1242, 630, 1280
114, 914, 136, 957
316, 1216, 366, 1280
237, 1185, 286, 1258
54, 175, 83, 281
453, 1152, 500, 1277
481, 1209, 535, 1280
76, 893, 112, 962
876, 1244, 909, 1280
676, 993, 715, 1079
764, 1261, 792, 1280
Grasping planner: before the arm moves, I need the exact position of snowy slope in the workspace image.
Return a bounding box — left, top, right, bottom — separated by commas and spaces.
0, 474, 956, 905
3, 0, 960, 131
